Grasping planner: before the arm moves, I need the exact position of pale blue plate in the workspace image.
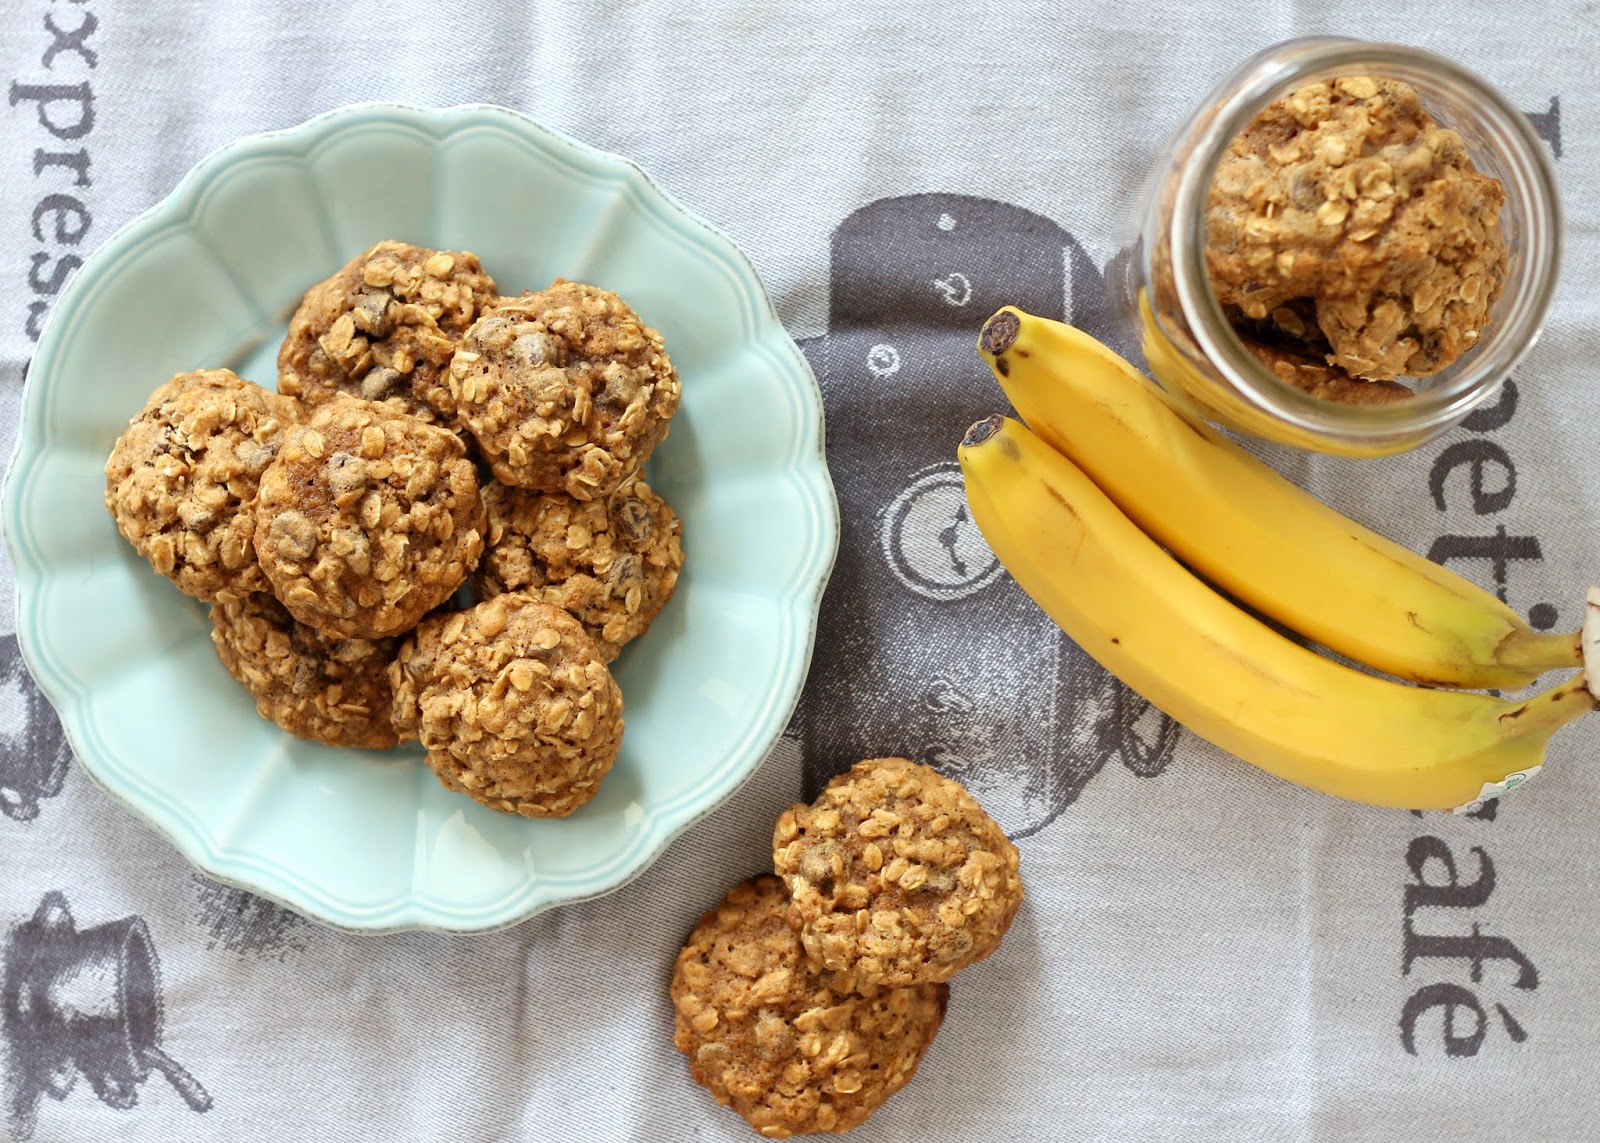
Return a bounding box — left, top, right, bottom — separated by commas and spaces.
3, 104, 837, 932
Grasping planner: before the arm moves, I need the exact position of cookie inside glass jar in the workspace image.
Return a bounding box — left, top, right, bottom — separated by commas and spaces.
1205, 76, 1508, 403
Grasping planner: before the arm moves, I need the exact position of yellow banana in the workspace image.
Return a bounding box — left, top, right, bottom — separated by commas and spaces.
958, 415, 1596, 811
976, 306, 1581, 690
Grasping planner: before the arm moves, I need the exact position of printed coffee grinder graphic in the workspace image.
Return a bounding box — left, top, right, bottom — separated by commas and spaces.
797, 194, 1179, 838
0, 636, 70, 823
2, 892, 212, 1140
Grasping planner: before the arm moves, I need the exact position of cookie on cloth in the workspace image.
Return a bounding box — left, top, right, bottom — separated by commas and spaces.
253, 397, 486, 640
773, 757, 1023, 991
278, 240, 498, 424
447, 280, 681, 498
670, 875, 948, 1139
210, 593, 401, 750
104, 368, 301, 603
473, 477, 683, 661
388, 593, 623, 817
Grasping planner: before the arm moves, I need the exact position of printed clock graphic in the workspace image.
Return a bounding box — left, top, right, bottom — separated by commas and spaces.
881, 464, 1002, 602
796, 193, 1180, 838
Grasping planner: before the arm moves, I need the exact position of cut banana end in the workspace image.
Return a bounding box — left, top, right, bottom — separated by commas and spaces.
1583, 587, 1600, 701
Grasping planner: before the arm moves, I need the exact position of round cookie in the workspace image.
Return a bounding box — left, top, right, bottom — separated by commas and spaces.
253, 397, 486, 640
104, 368, 300, 603
670, 875, 948, 1139
773, 757, 1023, 991
388, 594, 623, 817
474, 478, 683, 662
210, 593, 401, 750
1206, 77, 1507, 381
447, 280, 681, 498
278, 240, 499, 424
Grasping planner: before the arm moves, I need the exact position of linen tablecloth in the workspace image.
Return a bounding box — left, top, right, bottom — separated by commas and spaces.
2, 2, 1597, 1139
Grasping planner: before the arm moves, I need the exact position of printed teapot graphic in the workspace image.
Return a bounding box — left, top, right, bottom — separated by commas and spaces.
2, 892, 212, 1140
796, 193, 1180, 837
0, 635, 70, 823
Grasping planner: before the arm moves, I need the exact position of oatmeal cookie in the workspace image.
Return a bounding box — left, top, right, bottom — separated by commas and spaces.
448, 281, 681, 497
253, 398, 486, 640
1231, 312, 1415, 406
278, 241, 498, 424
389, 594, 623, 817
210, 593, 401, 750
474, 478, 683, 661
1206, 77, 1507, 381
104, 368, 300, 603
773, 757, 1023, 991
671, 875, 948, 1139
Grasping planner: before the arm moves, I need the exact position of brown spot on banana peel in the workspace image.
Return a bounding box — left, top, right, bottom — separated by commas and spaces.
1041, 479, 1079, 521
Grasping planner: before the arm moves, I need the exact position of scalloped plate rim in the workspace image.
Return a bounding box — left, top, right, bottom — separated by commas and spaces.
3, 102, 839, 934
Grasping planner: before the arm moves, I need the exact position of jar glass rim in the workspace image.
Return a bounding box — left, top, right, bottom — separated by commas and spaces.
1161, 37, 1562, 443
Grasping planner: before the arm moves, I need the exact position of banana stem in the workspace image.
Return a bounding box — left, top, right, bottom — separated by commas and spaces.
1497, 674, 1599, 740
1496, 626, 1583, 675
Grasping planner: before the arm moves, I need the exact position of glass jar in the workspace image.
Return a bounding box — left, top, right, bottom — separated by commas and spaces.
1117, 37, 1561, 456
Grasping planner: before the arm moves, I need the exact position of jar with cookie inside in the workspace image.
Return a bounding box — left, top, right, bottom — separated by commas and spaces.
1115, 37, 1560, 456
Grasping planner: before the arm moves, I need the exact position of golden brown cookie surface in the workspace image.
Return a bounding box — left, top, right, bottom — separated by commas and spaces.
104, 368, 300, 603
1206, 77, 1507, 381
389, 594, 622, 817
210, 593, 401, 750
474, 478, 683, 661
253, 398, 485, 639
670, 875, 948, 1139
448, 281, 681, 498
1232, 315, 1416, 405
278, 241, 498, 424
774, 757, 1023, 991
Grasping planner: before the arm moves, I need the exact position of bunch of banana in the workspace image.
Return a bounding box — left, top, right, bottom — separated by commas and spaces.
960, 309, 1598, 810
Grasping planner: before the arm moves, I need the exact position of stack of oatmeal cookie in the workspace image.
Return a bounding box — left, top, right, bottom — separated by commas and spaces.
104, 240, 686, 819
671, 757, 1024, 1137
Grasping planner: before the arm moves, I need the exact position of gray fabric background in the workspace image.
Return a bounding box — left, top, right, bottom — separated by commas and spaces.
3, 2, 1598, 1140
